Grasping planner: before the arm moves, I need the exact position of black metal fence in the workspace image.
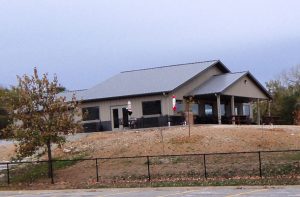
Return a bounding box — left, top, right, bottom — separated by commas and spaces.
131, 115, 185, 129
0, 149, 299, 186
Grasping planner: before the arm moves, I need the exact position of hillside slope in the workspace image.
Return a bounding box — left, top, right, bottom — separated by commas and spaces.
2, 125, 300, 189
56, 125, 300, 158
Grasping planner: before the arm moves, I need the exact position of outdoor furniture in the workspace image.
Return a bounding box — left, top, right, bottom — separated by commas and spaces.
128, 118, 137, 129
262, 116, 280, 125
230, 115, 250, 125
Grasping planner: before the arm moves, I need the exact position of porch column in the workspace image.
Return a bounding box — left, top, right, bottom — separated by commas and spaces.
256, 98, 261, 125
231, 96, 235, 124
217, 94, 221, 124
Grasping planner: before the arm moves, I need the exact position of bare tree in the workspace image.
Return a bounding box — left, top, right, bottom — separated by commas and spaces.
281, 64, 300, 87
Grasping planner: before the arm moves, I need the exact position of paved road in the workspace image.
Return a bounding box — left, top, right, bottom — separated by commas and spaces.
0, 186, 300, 197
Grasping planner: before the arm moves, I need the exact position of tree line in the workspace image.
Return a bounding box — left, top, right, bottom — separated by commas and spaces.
265, 64, 300, 124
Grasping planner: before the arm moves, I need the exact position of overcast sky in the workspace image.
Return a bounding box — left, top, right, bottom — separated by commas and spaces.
0, 0, 300, 90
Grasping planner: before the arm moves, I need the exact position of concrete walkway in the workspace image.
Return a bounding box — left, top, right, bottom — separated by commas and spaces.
0, 186, 300, 197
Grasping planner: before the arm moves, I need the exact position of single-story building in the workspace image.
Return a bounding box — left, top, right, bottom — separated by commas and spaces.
60, 60, 271, 132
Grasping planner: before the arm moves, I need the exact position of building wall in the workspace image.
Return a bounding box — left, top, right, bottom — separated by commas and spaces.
80, 94, 171, 130
224, 75, 268, 99
81, 95, 167, 121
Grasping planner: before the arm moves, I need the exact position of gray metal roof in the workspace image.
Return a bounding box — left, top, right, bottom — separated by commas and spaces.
57, 89, 87, 101
62, 60, 227, 101
189, 72, 248, 95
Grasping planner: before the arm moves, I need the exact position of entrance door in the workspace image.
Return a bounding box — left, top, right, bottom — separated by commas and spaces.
111, 106, 129, 130
112, 108, 119, 129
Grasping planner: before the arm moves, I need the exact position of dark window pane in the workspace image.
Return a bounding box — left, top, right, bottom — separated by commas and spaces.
82, 107, 99, 121
205, 104, 213, 116
175, 100, 184, 114
191, 104, 199, 115
243, 104, 250, 116
142, 100, 162, 115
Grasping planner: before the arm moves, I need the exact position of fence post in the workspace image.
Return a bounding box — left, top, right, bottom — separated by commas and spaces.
147, 156, 151, 182
95, 158, 99, 182
258, 151, 262, 178
50, 160, 54, 184
203, 154, 207, 179
6, 163, 10, 185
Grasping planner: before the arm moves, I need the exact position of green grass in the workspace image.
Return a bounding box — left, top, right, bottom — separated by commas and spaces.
284, 152, 300, 161
146, 156, 185, 165
170, 156, 184, 164
150, 177, 300, 187
83, 176, 300, 189
10, 154, 86, 184
263, 162, 300, 176
10, 162, 48, 183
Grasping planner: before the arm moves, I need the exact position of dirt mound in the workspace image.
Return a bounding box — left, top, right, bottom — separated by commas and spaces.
1, 125, 299, 189
54, 125, 300, 158
1, 125, 299, 162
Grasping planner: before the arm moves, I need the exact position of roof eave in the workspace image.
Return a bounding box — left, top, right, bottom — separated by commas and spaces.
246, 72, 272, 100
81, 91, 170, 103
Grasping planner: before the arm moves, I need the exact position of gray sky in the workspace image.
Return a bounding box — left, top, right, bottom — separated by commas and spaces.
0, 0, 300, 90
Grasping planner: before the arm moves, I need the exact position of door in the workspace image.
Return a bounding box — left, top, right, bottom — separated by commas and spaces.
112, 108, 119, 129
111, 106, 129, 130
122, 107, 129, 127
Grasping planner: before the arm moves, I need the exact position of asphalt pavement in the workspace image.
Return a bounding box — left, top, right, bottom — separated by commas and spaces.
0, 186, 300, 197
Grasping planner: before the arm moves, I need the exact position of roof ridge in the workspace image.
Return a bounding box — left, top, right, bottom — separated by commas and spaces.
230, 71, 248, 74
121, 59, 219, 73
213, 71, 248, 76
63, 89, 87, 93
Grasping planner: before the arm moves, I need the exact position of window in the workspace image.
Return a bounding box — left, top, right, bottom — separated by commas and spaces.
191, 104, 199, 115
142, 100, 161, 115
205, 104, 213, 116
82, 107, 99, 121
243, 104, 250, 116
221, 104, 226, 116
175, 100, 184, 114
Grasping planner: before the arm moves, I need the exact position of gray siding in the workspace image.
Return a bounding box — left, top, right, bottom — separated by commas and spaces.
80, 94, 169, 122
223, 76, 268, 99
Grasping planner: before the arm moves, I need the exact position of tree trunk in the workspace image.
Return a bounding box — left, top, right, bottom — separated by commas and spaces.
46, 138, 53, 183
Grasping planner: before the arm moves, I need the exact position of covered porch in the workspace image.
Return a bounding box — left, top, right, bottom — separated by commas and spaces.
181, 72, 271, 125
183, 94, 263, 125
